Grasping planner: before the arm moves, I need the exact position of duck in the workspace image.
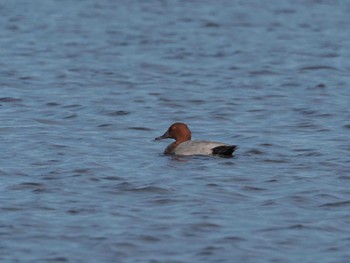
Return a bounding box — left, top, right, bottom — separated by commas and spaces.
155, 123, 237, 157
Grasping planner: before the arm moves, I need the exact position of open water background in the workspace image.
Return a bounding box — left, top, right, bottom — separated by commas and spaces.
1, 0, 350, 262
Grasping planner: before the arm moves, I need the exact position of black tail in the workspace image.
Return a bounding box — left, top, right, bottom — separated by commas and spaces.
212, 145, 237, 157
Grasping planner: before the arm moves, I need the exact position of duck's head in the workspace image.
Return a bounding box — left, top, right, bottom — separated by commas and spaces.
155, 123, 192, 143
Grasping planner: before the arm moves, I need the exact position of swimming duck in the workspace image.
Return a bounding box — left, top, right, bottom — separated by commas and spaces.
155, 123, 237, 157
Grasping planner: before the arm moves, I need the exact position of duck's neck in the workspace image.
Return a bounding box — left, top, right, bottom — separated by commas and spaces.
164, 137, 190, 154
175, 134, 191, 144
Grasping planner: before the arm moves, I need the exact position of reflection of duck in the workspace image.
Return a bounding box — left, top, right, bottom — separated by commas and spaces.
155, 123, 237, 157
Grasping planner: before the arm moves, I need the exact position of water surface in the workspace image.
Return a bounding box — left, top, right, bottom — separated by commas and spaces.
1, 0, 350, 262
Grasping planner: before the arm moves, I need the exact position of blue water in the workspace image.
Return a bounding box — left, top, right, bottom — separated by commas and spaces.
1, 0, 350, 262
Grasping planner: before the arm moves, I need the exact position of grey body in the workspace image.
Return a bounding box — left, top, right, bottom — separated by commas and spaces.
169, 140, 230, 155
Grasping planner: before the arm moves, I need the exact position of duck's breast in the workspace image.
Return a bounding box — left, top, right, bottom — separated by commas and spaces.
174, 140, 228, 155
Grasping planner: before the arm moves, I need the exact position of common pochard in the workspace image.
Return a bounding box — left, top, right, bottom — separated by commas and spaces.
155, 123, 237, 157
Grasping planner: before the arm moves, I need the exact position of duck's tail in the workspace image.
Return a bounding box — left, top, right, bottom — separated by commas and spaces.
212, 145, 237, 157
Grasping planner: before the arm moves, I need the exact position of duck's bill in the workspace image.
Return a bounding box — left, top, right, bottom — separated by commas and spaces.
154, 131, 169, 141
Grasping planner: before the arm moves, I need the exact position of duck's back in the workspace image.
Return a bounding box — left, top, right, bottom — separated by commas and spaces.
174, 140, 236, 156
